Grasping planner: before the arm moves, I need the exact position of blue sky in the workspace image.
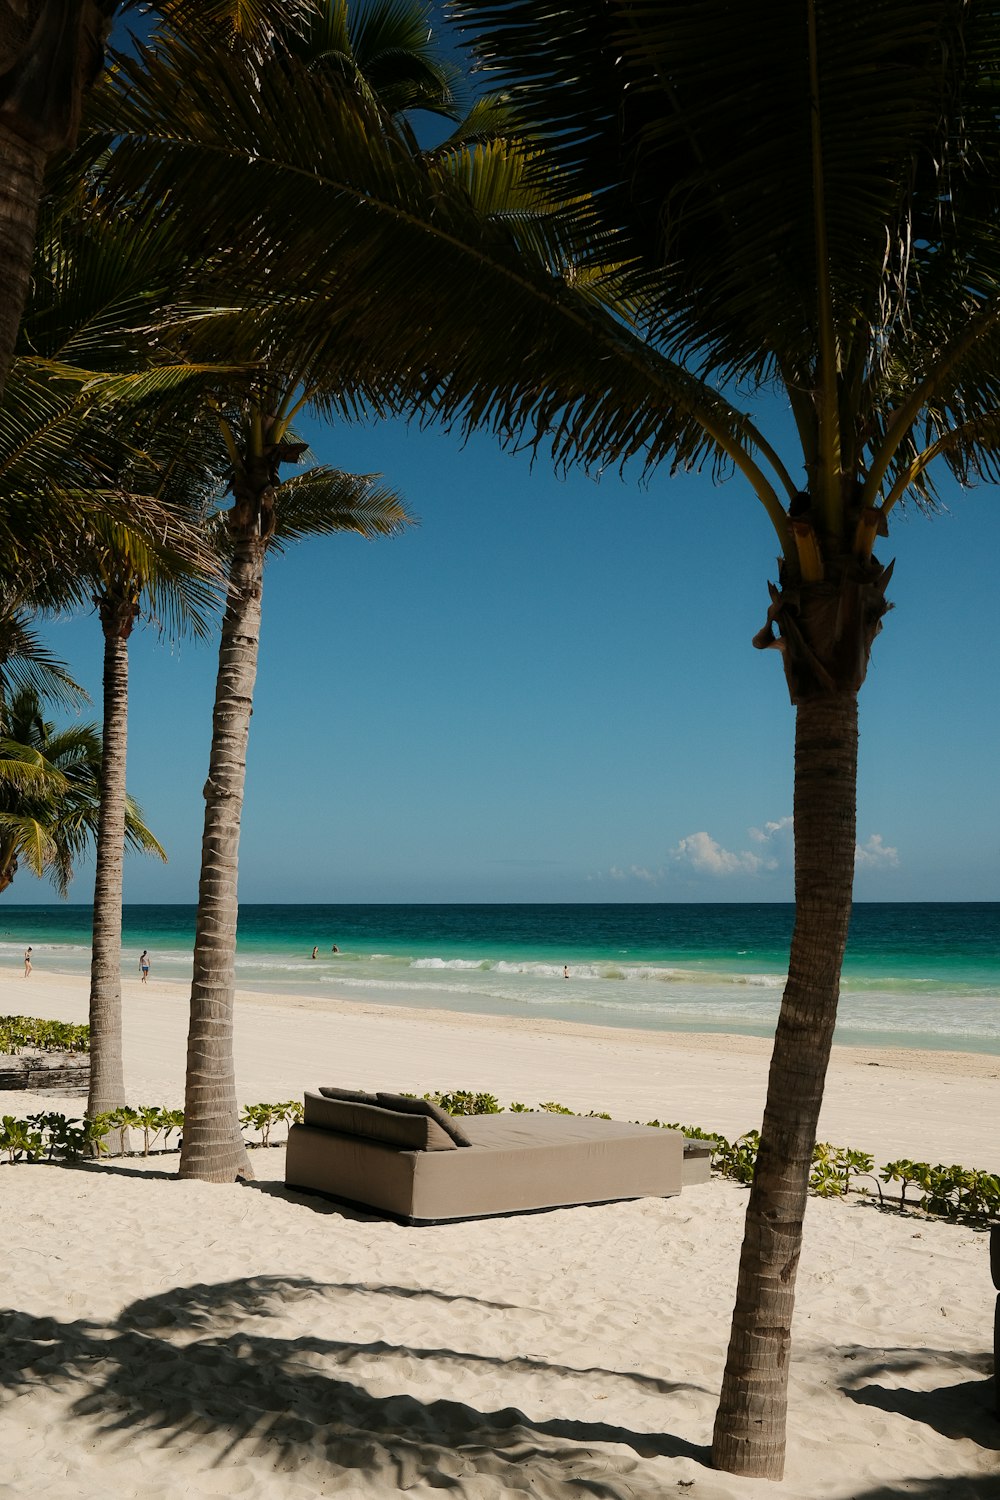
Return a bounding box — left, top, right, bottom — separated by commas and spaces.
24, 397, 1000, 907
10, 6, 1000, 906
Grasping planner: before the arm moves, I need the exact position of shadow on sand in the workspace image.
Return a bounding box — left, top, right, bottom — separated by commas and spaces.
844, 1480, 1000, 1499
0, 1274, 709, 1495
838, 1343, 997, 1451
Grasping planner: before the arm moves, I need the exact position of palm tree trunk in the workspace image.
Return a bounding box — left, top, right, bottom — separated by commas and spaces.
711, 688, 858, 1480
87, 601, 135, 1152
179, 534, 263, 1182
0, 120, 45, 399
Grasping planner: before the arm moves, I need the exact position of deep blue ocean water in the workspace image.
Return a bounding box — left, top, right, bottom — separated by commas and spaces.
1, 902, 997, 1054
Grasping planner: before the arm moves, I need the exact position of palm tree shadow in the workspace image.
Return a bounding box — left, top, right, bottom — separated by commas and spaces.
1, 1275, 710, 1493
845, 1480, 1000, 1499
839, 1344, 997, 1450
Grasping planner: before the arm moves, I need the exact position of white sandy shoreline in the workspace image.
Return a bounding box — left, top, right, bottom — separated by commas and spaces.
2, 967, 997, 1499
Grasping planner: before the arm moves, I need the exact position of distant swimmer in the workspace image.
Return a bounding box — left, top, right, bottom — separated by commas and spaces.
140, 950, 150, 983
311, 946, 319, 960
563, 965, 569, 980
23, 946, 32, 977
331, 944, 340, 954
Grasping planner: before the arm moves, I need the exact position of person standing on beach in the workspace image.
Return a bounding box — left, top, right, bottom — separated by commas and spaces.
311, 946, 319, 959
23, 946, 32, 977
139, 950, 150, 983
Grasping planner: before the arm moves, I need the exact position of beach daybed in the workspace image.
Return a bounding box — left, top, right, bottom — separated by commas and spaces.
284, 1088, 711, 1224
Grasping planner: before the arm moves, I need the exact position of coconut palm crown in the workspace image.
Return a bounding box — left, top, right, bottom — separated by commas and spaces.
0, 683, 162, 896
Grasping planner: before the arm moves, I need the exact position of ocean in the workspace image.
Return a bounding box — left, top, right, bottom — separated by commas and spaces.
1, 902, 997, 1055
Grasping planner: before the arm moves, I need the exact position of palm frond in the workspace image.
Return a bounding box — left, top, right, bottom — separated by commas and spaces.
0, 744, 69, 794
148, 0, 315, 53
268, 466, 415, 547
92, 37, 773, 496
0, 601, 89, 715
0, 686, 164, 893
288, 0, 462, 120
124, 794, 167, 859
449, 1, 1000, 504
0, 814, 54, 880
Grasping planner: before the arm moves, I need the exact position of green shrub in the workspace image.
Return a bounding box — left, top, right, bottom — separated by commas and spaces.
881, 1158, 1000, 1221
0, 1015, 90, 1054
24, 1111, 90, 1160
714, 1130, 761, 1185
425, 1090, 501, 1116
0, 1114, 45, 1162
239, 1100, 303, 1147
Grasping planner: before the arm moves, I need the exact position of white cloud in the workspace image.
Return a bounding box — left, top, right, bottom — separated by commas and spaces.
749, 816, 793, 843
855, 834, 899, 868
599, 863, 664, 886
599, 819, 897, 886
670, 831, 769, 877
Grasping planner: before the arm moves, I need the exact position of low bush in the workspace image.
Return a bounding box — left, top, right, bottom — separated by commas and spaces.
0, 1015, 90, 1054
0, 1114, 45, 1162
89, 1105, 186, 1156
240, 1100, 303, 1147
0, 1100, 302, 1163
424, 1090, 501, 1116
879, 1158, 1000, 1221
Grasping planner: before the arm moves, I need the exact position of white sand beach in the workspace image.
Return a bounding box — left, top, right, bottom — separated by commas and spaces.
1, 969, 997, 1499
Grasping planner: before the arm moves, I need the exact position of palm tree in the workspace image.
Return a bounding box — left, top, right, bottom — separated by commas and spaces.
99, 2, 443, 1183
148, 0, 565, 1188
0, 683, 162, 895
166, 5, 549, 1185
0, 595, 91, 890
84, 523, 216, 1131
28, 203, 232, 1136
442, 0, 1000, 1477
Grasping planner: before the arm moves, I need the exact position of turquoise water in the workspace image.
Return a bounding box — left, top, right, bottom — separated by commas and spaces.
1, 902, 997, 1054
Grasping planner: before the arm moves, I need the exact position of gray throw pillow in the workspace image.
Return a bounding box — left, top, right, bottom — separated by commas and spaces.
304, 1092, 456, 1150
375, 1091, 473, 1147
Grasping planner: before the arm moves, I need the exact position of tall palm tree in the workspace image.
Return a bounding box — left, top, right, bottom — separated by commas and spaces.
444, 0, 1000, 1477
92, 0, 525, 1183
104, 2, 441, 1183
9, 188, 229, 1134
84, 518, 216, 1132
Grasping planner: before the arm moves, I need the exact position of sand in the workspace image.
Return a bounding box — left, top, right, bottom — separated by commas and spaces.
1, 968, 997, 1499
